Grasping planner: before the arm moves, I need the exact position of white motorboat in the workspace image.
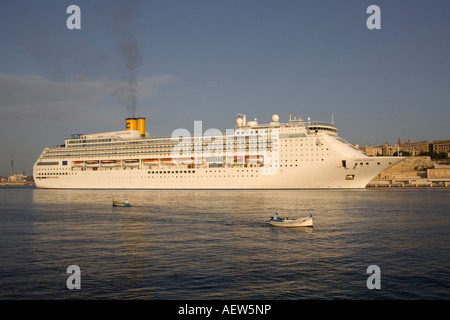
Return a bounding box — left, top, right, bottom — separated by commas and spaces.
269, 214, 313, 228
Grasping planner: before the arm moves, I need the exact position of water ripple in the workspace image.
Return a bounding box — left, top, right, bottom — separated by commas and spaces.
0, 187, 449, 299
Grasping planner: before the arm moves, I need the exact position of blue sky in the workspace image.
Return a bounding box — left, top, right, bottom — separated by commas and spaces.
1, 0, 449, 176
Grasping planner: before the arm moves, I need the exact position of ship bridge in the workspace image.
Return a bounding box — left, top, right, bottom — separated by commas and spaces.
235, 114, 338, 135
307, 121, 338, 135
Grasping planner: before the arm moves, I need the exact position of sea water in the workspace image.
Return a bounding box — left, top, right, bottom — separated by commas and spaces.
0, 186, 449, 299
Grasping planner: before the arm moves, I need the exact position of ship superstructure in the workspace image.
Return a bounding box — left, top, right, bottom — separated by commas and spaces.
33, 114, 404, 189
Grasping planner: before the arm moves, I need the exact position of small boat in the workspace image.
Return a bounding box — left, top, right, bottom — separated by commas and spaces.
161, 158, 175, 164
143, 159, 159, 164
85, 160, 100, 167
245, 155, 264, 164
112, 199, 131, 207
123, 159, 139, 166
269, 214, 313, 228
178, 157, 194, 164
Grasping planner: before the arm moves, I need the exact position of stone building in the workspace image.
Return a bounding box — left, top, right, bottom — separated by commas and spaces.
358, 145, 382, 156
432, 139, 450, 154
399, 138, 432, 156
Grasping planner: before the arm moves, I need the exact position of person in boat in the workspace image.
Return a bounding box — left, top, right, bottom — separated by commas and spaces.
273, 211, 280, 221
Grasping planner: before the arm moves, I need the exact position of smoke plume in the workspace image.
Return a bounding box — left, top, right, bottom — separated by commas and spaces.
111, 0, 142, 118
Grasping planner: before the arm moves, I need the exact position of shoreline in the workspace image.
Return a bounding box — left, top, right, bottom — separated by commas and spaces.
367, 184, 450, 188
368, 178, 450, 188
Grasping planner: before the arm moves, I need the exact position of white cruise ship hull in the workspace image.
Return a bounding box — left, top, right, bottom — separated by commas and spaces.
34, 156, 403, 189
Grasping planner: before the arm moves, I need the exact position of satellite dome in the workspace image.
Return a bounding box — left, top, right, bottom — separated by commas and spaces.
236, 117, 243, 126
272, 114, 279, 122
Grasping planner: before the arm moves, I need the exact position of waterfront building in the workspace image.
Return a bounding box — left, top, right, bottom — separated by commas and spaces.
432, 139, 450, 154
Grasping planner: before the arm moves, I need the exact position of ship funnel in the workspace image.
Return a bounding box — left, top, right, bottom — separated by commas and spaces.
126, 117, 137, 131
137, 117, 146, 137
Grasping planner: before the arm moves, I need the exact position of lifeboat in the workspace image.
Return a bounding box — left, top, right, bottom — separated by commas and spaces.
143, 159, 159, 164
178, 157, 194, 164
245, 155, 264, 163
161, 158, 174, 164
124, 159, 139, 166
73, 161, 84, 166
101, 160, 118, 166
85, 160, 99, 167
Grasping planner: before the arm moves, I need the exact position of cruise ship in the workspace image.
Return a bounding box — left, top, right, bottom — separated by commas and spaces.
33, 114, 404, 189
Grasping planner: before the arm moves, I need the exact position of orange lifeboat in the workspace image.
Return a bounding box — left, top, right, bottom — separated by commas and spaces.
143, 159, 159, 163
